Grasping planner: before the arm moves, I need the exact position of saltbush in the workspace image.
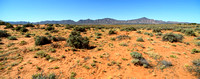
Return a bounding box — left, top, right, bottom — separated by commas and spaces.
162, 33, 183, 43
120, 27, 136, 31
65, 24, 75, 29
20, 27, 28, 32
0, 20, 5, 25
67, 31, 89, 49
144, 32, 154, 37
196, 42, 200, 46
194, 37, 200, 40
23, 23, 34, 27
32, 73, 56, 79
130, 52, 150, 68
8, 36, 17, 40
152, 28, 161, 33
51, 36, 66, 41
0, 30, 10, 37
192, 59, 200, 66
191, 49, 200, 54
161, 60, 172, 67
25, 33, 31, 37
35, 36, 51, 46
180, 29, 196, 36
136, 37, 144, 42
116, 35, 131, 40
130, 52, 142, 59
15, 26, 22, 31
15, 26, 28, 32
73, 26, 86, 32
108, 29, 116, 35
183, 29, 196, 36
45, 26, 55, 31
4, 24, 14, 29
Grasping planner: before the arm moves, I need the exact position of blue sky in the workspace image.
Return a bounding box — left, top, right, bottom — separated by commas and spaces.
0, 0, 199, 23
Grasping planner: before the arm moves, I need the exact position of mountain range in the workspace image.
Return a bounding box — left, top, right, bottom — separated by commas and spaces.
7, 17, 188, 24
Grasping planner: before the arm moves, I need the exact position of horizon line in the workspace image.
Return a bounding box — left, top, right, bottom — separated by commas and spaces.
3, 17, 196, 23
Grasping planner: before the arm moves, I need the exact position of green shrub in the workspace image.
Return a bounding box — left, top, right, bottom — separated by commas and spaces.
51, 36, 66, 41
95, 36, 101, 39
4, 24, 14, 29
162, 33, 183, 43
144, 32, 154, 37
67, 31, 89, 49
136, 31, 141, 34
110, 37, 116, 41
108, 29, 116, 35
73, 26, 86, 32
131, 59, 140, 64
45, 26, 55, 31
20, 27, 28, 32
194, 37, 200, 40
116, 35, 131, 40
35, 36, 51, 46
32, 73, 46, 79
8, 36, 17, 40
70, 72, 76, 79
25, 33, 31, 37
120, 27, 136, 31
0, 30, 10, 37
131, 57, 150, 68
50, 48, 56, 53
45, 32, 50, 35
55, 24, 62, 27
15, 26, 22, 31
161, 60, 172, 67
119, 42, 128, 46
144, 32, 149, 35
15, 26, 28, 32
32, 73, 56, 79
91, 63, 96, 67
192, 59, 200, 66
46, 24, 53, 27
65, 24, 75, 29
183, 29, 196, 36
23, 23, 34, 27
170, 55, 177, 58
152, 28, 161, 33
95, 32, 102, 36
48, 73, 56, 79
0, 20, 5, 25
173, 28, 183, 32
20, 40, 27, 45
130, 52, 142, 59
36, 51, 48, 58
95, 26, 104, 29
155, 32, 162, 36
83, 65, 90, 69
136, 37, 144, 42
196, 42, 200, 46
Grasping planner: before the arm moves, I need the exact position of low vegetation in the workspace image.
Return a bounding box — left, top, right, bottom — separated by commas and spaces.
162, 33, 183, 43
35, 36, 51, 45
67, 31, 89, 49
120, 27, 136, 31
0, 30, 10, 37
0, 23, 200, 78
32, 73, 56, 79
130, 52, 150, 68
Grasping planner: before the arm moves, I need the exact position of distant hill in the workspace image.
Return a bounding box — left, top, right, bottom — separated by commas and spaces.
7, 17, 188, 24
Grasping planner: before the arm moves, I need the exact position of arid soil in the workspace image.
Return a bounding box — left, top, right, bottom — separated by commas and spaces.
0, 24, 200, 79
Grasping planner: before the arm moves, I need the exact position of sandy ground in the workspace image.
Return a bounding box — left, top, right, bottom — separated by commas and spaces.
0, 25, 200, 79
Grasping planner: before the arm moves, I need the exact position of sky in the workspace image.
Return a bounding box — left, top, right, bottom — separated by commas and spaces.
0, 0, 199, 23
